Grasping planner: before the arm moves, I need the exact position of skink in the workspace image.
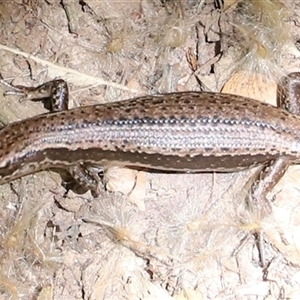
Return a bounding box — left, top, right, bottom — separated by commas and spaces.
0, 73, 300, 199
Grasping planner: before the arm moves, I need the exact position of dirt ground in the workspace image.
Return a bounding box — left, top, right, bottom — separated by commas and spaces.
0, 1, 300, 299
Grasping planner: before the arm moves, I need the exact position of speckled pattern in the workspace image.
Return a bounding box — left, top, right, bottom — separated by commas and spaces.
1, 90, 300, 183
